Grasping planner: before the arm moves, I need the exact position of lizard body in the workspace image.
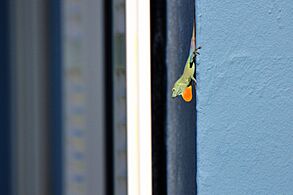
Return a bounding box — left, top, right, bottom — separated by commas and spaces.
171, 46, 200, 100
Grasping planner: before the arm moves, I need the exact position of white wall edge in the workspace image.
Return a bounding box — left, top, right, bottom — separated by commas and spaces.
126, 0, 152, 194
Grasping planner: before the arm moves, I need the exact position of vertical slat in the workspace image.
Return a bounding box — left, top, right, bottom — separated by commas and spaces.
61, 0, 106, 194
48, 0, 62, 194
126, 0, 140, 193
83, 0, 106, 194
10, 1, 50, 195
104, 0, 114, 194
112, 0, 127, 194
0, 0, 11, 194
166, 0, 196, 194
126, 0, 152, 194
150, 0, 167, 194
138, 0, 152, 194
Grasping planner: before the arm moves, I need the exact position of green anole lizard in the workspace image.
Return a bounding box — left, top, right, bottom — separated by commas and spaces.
171, 46, 201, 100
171, 13, 200, 102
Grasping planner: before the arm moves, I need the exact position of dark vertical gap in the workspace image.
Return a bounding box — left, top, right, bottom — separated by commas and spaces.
194, 1, 198, 193
104, 0, 114, 194
48, 1, 62, 195
0, 0, 11, 194
151, 0, 167, 194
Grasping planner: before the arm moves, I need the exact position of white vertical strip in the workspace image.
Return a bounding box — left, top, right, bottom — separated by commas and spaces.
126, 0, 152, 194
126, 0, 140, 195
137, 0, 152, 194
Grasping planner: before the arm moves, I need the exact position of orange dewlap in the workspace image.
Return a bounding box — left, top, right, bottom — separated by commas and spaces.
182, 85, 192, 102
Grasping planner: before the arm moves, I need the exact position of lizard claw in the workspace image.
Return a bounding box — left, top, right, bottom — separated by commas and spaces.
193, 46, 201, 56
195, 46, 201, 55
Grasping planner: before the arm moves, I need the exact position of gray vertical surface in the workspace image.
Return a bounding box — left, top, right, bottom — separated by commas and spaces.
82, 0, 105, 194
9, 1, 50, 195
166, 0, 196, 194
62, 0, 105, 194
112, 0, 127, 194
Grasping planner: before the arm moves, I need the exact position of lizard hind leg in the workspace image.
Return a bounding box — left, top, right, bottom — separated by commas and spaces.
191, 76, 196, 84
191, 76, 197, 91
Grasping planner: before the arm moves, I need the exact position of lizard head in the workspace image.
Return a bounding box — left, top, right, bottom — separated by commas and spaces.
172, 81, 186, 98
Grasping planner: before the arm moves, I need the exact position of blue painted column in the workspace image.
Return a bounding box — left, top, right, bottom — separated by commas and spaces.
196, 0, 293, 194
166, 0, 196, 194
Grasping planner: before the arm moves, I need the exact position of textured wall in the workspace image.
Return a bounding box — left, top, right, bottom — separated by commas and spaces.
196, 0, 293, 194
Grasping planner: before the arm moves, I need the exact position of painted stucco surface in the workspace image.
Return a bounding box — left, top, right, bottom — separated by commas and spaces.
196, 0, 293, 194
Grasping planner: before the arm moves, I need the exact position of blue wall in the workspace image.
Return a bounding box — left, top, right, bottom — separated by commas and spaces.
196, 0, 293, 194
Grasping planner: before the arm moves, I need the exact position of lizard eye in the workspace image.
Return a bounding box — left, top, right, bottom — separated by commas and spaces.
172, 88, 175, 92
